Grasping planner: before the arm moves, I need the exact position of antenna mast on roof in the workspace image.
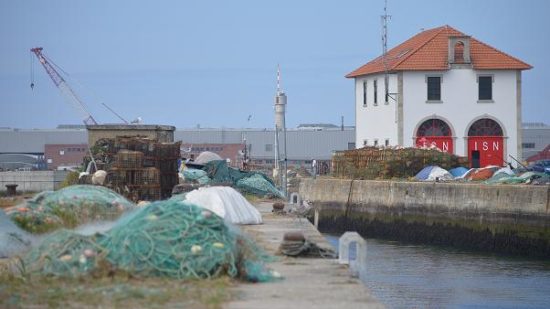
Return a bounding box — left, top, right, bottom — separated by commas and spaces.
381, 0, 397, 103
381, 0, 390, 74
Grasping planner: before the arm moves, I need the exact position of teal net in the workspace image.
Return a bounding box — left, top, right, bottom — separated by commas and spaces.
236, 174, 284, 198
202, 160, 284, 198
22, 199, 278, 282
182, 168, 211, 185
9, 185, 135, 234
485, 171, 546, 185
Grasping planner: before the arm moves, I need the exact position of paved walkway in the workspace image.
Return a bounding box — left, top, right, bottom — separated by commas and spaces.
225, 202, 384, 309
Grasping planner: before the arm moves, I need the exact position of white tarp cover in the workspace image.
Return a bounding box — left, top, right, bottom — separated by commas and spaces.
493, 166, 515, 177
194, 151, 222, 164
427, 166, 453, 181
185, 186, 262, 225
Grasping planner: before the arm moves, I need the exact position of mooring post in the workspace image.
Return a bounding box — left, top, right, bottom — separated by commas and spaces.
338, 231, 367, 265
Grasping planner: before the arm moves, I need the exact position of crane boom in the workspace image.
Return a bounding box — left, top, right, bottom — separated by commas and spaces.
30, 47, 98, 125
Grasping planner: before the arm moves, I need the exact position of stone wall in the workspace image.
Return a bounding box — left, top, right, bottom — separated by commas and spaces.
0, 171, 70, 192
300, 179, 549, 215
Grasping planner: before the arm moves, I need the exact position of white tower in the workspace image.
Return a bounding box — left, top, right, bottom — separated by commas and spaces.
274, 65, 288, 197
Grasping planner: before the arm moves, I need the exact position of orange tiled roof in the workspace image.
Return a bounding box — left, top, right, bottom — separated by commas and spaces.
346, 25, 532, 78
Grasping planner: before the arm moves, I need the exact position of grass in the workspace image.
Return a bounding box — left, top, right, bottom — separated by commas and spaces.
0, 192, 35, 209
0, 270, 233, 309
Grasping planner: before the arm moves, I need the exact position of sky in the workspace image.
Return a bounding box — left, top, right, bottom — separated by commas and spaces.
0, 0, 549, 129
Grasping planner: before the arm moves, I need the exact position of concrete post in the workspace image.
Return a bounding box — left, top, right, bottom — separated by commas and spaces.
338, 232, 367, 266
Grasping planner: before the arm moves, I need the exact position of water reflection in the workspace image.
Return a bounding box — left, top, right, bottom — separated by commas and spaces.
325, 235, 550, 309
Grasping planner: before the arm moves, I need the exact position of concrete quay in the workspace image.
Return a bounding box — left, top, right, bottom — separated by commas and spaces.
299, 178, 550, 257
225, 201, 384, 309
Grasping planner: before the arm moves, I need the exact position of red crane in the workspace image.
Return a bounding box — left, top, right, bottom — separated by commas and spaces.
30, 47, 98, 125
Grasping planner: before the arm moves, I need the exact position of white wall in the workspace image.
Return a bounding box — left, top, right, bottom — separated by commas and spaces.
355, 73, 398, 147
402, 69, 518, 158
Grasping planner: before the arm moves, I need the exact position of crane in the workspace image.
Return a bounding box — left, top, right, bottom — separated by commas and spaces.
30, 47, 98, 125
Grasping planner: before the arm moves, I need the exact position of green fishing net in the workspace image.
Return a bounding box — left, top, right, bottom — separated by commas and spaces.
23, 199, 278, 282
485, 172, 546, 185
182, 168, 211, 185
236, 174, 284, 198
202, 160, 284, 198
9, 185, 134, 234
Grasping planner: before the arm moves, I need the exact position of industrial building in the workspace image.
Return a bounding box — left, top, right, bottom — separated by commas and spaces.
522, 122, 550, 161
0, 126, 355, 171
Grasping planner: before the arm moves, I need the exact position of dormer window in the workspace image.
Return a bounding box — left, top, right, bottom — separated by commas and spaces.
448, 36, 471, 67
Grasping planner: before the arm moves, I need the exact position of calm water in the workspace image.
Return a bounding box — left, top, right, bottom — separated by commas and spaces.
325, 235, 550, 309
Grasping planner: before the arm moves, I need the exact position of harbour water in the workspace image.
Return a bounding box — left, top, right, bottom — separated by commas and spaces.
325, 235, 550, 309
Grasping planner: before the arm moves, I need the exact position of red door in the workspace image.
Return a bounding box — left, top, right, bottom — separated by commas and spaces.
416, 136, 454, 154
467, 136, 504, 167
416, 119, 454, 154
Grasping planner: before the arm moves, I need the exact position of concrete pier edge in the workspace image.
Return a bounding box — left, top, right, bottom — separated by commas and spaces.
299, 178, 550, 257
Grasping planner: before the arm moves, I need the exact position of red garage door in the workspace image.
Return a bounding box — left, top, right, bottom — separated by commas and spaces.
467, 118, 504, 168
415, 119, 454, 154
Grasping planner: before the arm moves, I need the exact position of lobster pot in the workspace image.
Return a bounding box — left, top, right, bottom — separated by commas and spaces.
155, 141, 182, 159
158, 160, 179, 173
140, 167, 160, 185
115, 150, 144, 168
331, 147, 468, 179
105, 168, 141, 186
160, 173, 178, 199
136, 186, 161, 201
115, 136, 156, 157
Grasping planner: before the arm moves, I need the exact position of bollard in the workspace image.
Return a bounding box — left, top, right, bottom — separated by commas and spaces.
338, 231, 367, 265
5, 184, 18, 196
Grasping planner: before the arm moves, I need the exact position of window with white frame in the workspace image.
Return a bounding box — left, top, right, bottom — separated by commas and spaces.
427, 76, 441, 101
362, 81, 367, 106
384, 75, 389, 104
478, 75, 493, 101
373, 79, 378, 106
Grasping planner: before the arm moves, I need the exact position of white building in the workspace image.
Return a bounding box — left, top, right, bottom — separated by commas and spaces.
347, 25, 532, 167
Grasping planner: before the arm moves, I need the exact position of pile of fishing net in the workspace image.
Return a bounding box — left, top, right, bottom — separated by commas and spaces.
22, 199, 278, 282
183, 160, 284, 198
8, 185, 134, 234
0, 209, 33, 258
485, 171, 547, 185
236, 174, 284, 197
182, 168, 211, 185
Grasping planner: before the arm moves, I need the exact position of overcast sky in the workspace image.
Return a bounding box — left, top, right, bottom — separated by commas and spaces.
1, 0, 548, 129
